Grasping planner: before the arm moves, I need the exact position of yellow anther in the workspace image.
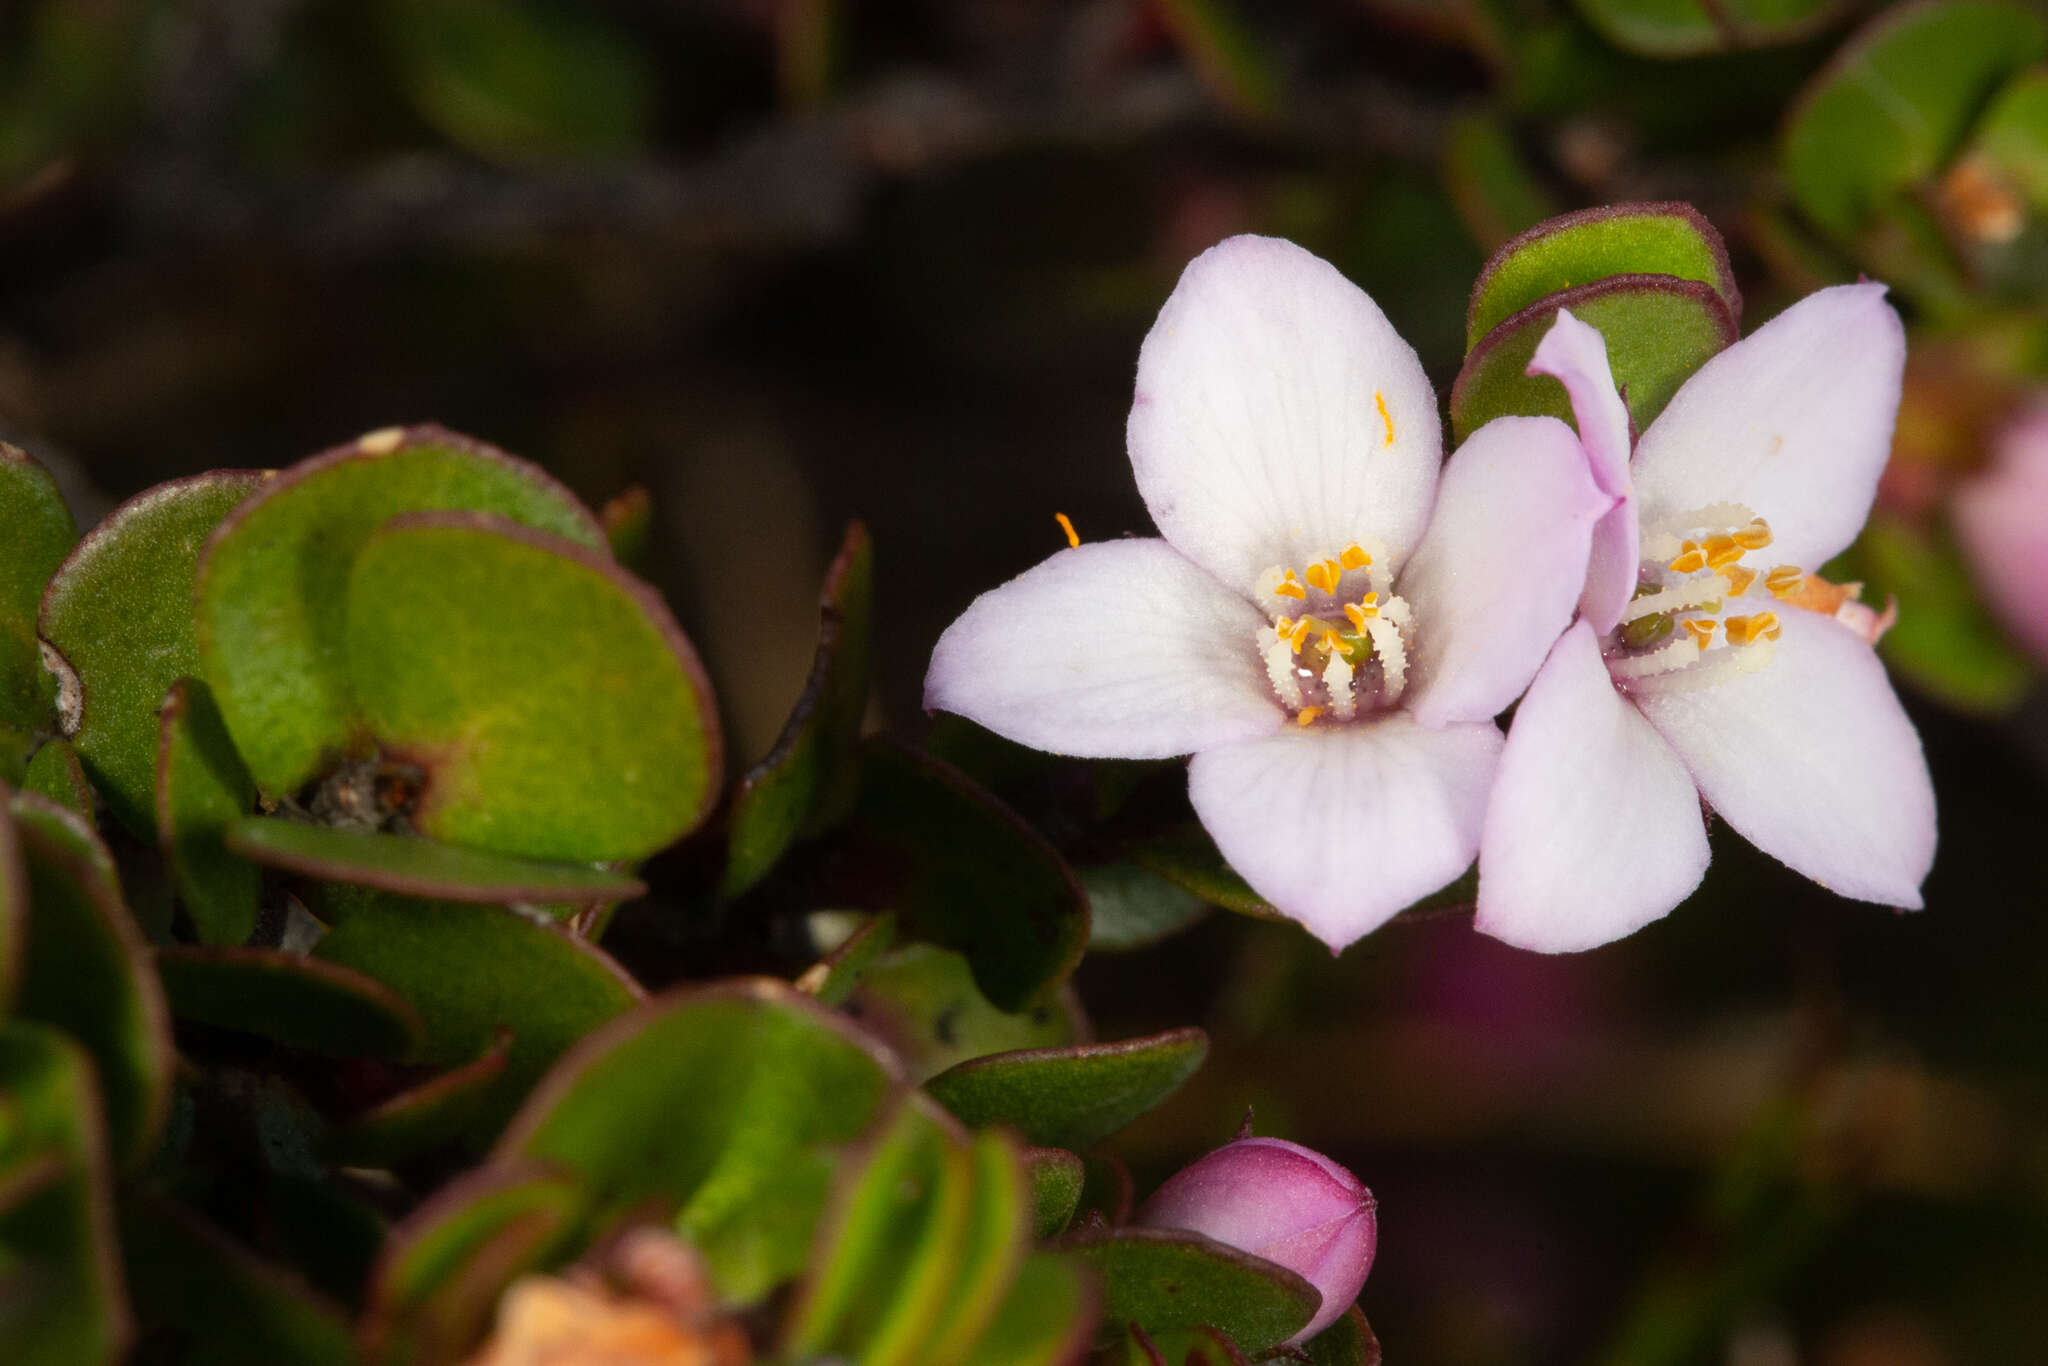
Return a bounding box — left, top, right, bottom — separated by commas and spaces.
1295, 706, 1325, 727
1340, 544, 1371, 570
1053, 512, 1080, 548
1303, 561, 1335, 594
1342, 603, 1366, 630
1702, 533, 1744, 569
1319, 628, 1345, 658
1732, 518, 1773, 551
1273, 615, 1293, 638
1376, 392, 1394, 446
1766, 565, 1804, 598
1323, 557, 1345, 587
1722, 564, 1758, 597
1669, 541, 1707, 574
1681, 618, 1717, 649
1275, 571, 1307, 600
1725, 612, 1782, 646
1288, 619, 1314, 651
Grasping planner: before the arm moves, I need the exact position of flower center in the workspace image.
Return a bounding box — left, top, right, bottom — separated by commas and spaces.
1252, 543, 1413, 725
1603, 504, 1825, 694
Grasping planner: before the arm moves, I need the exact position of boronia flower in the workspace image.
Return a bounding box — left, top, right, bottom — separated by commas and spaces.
925, 235, 1610, 950
1476, 288, 1938, 953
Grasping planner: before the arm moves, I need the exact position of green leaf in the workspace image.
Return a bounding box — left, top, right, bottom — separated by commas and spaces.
1081, 862, 1213, 952
1573, 0, 1849, 58
120, 1195, 355, 1366
329, 1031, 514, 1167
0, 443, 75, 735
1059, 1225, 1319, 1354
345, 511, 720, 863
156, 946, 425, 1058
1302, 1306, 1384, 1366
852, 739, 1089, 1013
381, 0, 654, 163
962, 1251, 1098, 1366
845, 943, 1081, 1084
1783, 0, 2048, 240
492, 979, 904, 1304
1966, 68, 2048, 211
1838, 514, 2035, 713
0, 1024, 131, 1365
37, 471, 265, 838
155, 678, 259, 945
1128, 827, 1287, 922
923, 1027, 1209, 1151
1023, 1146, 1085, 1239
193, 425, 603, 799
11, 794, 173, 1170
1451, 275, 1737, 443
1466, 202, 1739, 349
1441, 110, 1557, 251
361, 1165, 586, 1366
21, 739, 91, 823
797, 911, 899, 1008
225, 817, 646, 904
315, 895, 642, 1141
724, 521, 874, 896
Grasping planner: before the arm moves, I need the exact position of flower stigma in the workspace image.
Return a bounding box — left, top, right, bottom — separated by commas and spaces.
1254, 541, 1412, 725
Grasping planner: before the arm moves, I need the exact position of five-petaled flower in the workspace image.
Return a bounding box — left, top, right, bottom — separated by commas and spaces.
1476, 289, 1938, 952
925, 235, 1610, 951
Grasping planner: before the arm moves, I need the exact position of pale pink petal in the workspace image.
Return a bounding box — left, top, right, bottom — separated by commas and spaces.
1398, 416, 1611, 729
1632, 608, 1935, 908
1528, 308, 1633, 498
1525, 309, 1641, 632
1127, 235, 1442, 598
1629, 284, 1905, 570
1955, 409, 2048, 666
925, 539, 1283, 759
1476, 622, 1709, 952
1187, 715, 1502, 951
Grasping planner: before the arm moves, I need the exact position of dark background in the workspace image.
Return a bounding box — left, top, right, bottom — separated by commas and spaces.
6, 3, 2046, 1362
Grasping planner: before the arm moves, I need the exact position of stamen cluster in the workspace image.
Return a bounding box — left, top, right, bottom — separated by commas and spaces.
1255, 542, 1411, 725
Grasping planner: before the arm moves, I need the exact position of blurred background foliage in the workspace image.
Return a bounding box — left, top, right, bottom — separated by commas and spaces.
5, 1, 2048, 1363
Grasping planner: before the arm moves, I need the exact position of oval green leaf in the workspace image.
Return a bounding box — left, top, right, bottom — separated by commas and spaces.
1024, 1146, 1085, 1239
1304, 1306, 1383, 1366
1783, 0, 2048, 240
1451, 275, 1737, 443
1466, 202, 1739, 349
845, 942, 1081, 1084
962, 1251, 1098, 1366
38, 471, 266, 838
0, 1023, 131, 1364
493, 979, 904, 1303
1081, 861, 1213, 952
0, 444, 75, 737
922, 1027, 1209, 1151
724, 520, 874, 896
345, 511, 720, 863
21, 738, 91, 824
1058, 1225, 1319, 1354
329, 1030, 514, 1167
11, 794, 173, 1170
852, 738, 1089, 1013
314, 895, 642, 1143
155, 945, 424, 1058
193, 426, 604, 798
225, 816, 646, 903
156, 678, 259, 945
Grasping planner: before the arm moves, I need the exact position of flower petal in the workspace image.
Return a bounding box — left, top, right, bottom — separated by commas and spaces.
1187, 715, 1502, 951
925, 539, 1283, 759
1955, 410, 2048, 666
1629, 284, 1905, 570
1581, 503, 1642, 636
1398, 416, 1611, 729
1476, 622, 1709, 952
1528, 308, 1633, 499
1127, 235, 1442, 597
1632, 607, 1935, 907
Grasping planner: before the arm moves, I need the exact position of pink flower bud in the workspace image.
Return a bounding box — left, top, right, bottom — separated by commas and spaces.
1957, 405, 2048, 669
1135, 1137, 1377, 1344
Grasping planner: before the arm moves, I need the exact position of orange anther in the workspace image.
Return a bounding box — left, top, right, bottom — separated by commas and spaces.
1324, 557, 1345, 586
1340, 544, 1371, 570
1722, 564, 1758, 597
1304, 561, 1336, 594
1732, 519, 1773, 551
1703, 533, 1743, 569
1274, 616, 1293, 639
1376, 392, 1395, 446
1765, 565, 1804, 598
1725, 612, 1782, 646
1295, 706, 1325, 727
1288, 619, 1314, 651
1681, 618, 1717, 649
1343, 603, 1366, 630
1053, 512, 1080, 548
1275, 571, 1307, 600
1669, 541, 1707, 574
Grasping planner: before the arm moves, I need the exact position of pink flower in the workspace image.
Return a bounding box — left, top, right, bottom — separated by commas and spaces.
1955, 405, 2048, 668
1136, 1136, 1377, 1344
1476, 290, 1938, 953
924, 236, 1610, 950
